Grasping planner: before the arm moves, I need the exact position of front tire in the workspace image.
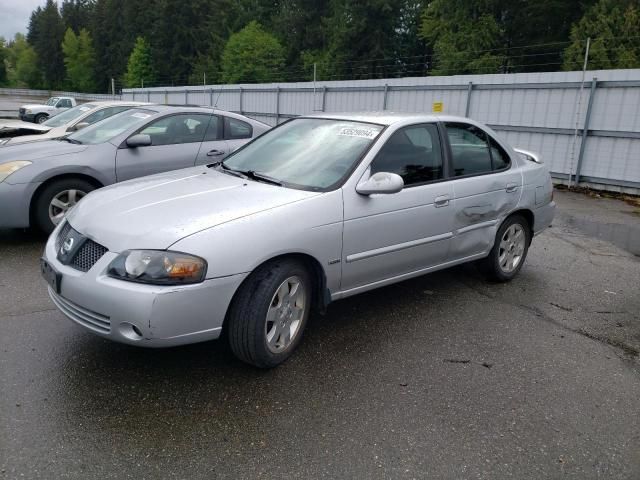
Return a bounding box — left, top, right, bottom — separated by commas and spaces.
33, 178, 95, 234
479, 214, 531, 282
228, 259, 312, 368
34, 113, 48, 124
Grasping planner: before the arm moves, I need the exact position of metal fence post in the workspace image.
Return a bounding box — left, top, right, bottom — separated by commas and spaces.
184, 89, 188, 105
239, 87, 243, 114
321, 86, 327, 112
147, 90, 151, 102
465, 82, 473, 117
209, 88, 213, 106
574, 77, 598, 186
382, 83, 389, 110
164, 90, 168, 105
275, 86, 280, 124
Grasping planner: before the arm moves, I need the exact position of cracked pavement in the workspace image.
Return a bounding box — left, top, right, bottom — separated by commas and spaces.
1, 190, 639, 479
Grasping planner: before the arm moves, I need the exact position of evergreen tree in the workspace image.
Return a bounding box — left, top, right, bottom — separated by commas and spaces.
563, 0, 640, 70
221, 21, 286, 83
62, 28, 97, 91
61, 0, 94, 32
0, 37, 7, 86
124, 37, 156, 87
27, 0, 66, 88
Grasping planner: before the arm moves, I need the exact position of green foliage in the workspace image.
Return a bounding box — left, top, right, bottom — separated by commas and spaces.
0, 37, 7, 86
27, 0, 66, 88
563, 0, 640, 70
4, 34, 41, 88
221, 21, 286, 83
124, 37, 156, 88
62, 28, 96, 92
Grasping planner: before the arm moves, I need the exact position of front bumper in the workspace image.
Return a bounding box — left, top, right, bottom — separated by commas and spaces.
0, 181, 40, 228
19, 113, 36, 122
43, 224, 248, 347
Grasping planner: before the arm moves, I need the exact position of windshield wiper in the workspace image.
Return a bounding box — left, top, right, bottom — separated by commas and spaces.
61, 137, 82, 144
208, 162, 283, 186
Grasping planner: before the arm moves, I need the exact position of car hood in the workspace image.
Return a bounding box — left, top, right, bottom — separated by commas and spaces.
0, 140, 87, 163
21, 103, 51, 110
0, 119, 51, 134
66, 167, 320, 251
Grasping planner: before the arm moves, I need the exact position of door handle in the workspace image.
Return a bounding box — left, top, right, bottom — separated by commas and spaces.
206, 149, 225, 157
506, 183, 519, 193
434, 194, 450, 208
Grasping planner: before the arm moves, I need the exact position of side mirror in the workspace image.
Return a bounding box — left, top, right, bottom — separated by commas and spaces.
73, 122, 90, 131
356, 172, 404, 195
126, 134, 152, 148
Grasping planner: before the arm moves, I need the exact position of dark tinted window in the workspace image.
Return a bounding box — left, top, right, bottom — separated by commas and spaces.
204, 115, 221, 141
59, 99, 73, 108
140, 114, 209, 146
371, 124, 443, 185
225, 117, 252, 139
489, 136, 510, 170
446, 123, 492, 176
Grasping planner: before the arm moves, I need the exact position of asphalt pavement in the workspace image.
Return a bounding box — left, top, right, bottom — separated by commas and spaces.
1, 190, 639, 479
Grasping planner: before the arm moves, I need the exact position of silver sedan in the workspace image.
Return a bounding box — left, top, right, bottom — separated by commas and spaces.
41, 113, 555, 368
0, 105, 269, 232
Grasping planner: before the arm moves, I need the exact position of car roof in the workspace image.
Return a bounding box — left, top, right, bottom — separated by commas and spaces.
304, 111, 474, 126
82, 100, 152, 107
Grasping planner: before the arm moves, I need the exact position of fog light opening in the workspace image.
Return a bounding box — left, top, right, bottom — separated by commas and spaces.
118, 322, 144, 341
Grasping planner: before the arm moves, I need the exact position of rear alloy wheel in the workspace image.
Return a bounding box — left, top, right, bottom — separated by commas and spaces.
479, 215, 531, 282
228, 259, 312, 368
33, 178, 95, 234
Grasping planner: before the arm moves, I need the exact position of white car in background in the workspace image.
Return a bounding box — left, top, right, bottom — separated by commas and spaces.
0, 101, 151, 147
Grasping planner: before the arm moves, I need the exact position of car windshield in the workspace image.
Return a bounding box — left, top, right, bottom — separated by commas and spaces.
43, 104, 96, 127
46, 97, 60, 106
67, 108, 156, 145
223, 118, 384, 190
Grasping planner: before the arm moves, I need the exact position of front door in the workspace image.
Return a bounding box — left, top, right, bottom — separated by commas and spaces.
341, 123, 454, 292
116, 113, 209, 181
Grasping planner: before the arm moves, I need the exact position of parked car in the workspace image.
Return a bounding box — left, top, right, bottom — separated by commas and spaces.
0, 105, 269, 232
40, 113, 555, 368
19, 96, 77, 124
0, 101, 151, 147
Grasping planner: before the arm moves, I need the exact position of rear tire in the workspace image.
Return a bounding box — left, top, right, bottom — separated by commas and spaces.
33, 178, 95, 234
227, 259, 312, 368
478, 214, 531, 282
34, 113, 47, 124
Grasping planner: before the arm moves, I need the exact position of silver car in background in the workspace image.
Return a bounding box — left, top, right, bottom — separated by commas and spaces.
0, 101, 151, 147
0, 105, 270, 232
41, 113, 555, 368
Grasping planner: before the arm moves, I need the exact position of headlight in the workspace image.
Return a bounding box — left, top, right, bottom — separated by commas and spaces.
107, 250, 207, 285
25, 109, 32, 114
0, 161, 32, 182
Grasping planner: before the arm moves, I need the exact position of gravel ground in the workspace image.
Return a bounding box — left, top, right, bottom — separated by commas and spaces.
1, 190, 639, 479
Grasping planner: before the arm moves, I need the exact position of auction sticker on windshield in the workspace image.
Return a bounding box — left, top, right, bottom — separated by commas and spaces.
338, 127, 379, 139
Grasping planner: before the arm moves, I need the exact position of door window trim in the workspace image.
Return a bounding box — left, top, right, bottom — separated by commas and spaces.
441, 121, 512, 181
223, 116, 253, 140
120, 112, 212, 148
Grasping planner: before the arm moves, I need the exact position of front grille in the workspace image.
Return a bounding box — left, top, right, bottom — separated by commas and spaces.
71, 240, 108, 272
48, 289, 111, 333
55, 221, 72, 252
19, 108, 25, 115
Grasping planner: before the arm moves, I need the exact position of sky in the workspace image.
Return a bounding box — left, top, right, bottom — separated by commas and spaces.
0, 0, 45, 41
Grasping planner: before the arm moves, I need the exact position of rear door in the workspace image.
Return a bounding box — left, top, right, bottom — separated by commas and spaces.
195, 114, 230, 164
115, 113, 209, 181
444, 122, 521, 260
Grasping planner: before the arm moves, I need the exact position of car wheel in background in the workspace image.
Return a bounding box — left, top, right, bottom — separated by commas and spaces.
479, 214, 531, 282
228, 259, 312, 368
34, 114, 48, 124
33, 178, 95, 234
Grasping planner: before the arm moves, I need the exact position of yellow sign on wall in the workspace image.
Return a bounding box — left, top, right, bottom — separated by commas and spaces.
432, 102, 443, 113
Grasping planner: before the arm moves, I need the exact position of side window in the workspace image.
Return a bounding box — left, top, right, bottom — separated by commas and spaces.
58, 99, 72, 108
489, 136, 510, 170
204, 115, 221, 141
83, 106, 130, 125
370, 123, 443, 186
225, 117, 252, 139
445, 123, 492, 176
139, 114, 209, 146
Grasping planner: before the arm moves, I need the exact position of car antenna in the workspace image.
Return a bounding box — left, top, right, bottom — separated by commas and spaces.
212, 87, 224, 110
